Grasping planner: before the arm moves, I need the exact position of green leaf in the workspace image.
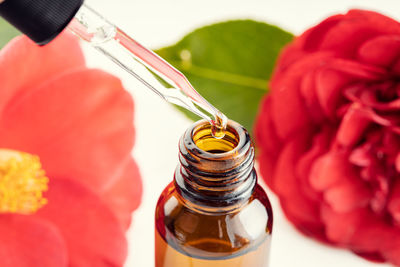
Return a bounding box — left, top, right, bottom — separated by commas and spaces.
0, 18, 20, 48
155, 20, 293, 132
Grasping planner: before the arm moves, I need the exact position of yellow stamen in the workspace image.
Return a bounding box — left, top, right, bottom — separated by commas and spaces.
0, 149, 48, 214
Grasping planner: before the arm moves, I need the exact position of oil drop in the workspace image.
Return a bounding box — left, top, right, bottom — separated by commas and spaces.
210, 112, 228, 139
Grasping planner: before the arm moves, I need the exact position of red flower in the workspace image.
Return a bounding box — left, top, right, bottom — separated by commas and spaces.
255, 10, 400, 265
0, 33, 142, 266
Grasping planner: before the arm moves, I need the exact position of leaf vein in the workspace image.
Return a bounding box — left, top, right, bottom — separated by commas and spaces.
169, 60, 268, 90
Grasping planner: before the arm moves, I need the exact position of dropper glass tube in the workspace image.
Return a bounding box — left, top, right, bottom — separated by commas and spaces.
68, 4, 227, 138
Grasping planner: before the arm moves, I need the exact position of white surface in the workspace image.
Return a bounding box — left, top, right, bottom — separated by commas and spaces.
83, 1, 399, 266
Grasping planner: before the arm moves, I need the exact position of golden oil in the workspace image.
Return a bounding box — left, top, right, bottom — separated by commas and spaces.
155, 120, 273, 267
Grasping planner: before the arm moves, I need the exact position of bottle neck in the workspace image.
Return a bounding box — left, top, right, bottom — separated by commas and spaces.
174, 120, 256, 213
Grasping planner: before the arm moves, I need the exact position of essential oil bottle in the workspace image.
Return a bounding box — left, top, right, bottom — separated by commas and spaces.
155, 120, 273, 267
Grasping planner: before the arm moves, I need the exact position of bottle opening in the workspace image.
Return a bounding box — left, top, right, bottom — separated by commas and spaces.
192, 122, 239, 154
176, 119, 256, 210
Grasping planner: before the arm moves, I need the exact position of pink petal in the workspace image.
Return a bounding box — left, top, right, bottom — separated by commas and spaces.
0, 33, 85, 113
0, 69, 140, 224
35, 178, 128, 266
0, 214, 67, 267
102, 159, 143, 229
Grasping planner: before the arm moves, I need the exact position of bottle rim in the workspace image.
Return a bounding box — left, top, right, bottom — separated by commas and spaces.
175, 119, 256, 211
185, 119, 250, 160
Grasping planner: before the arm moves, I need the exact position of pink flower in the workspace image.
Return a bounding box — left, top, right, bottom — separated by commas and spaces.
0, 33, 142, 266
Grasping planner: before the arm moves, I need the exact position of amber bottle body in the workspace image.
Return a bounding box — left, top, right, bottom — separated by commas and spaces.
155, 120, 273, 267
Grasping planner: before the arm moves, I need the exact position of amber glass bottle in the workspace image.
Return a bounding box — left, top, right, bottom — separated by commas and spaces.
155, 120, 273, 267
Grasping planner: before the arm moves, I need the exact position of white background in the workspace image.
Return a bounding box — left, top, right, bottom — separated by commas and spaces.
84, 0, 399, 266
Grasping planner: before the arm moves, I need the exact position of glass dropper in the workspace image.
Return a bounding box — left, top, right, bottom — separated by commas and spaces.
68, 4, 227, 138
0, 0, 227, 137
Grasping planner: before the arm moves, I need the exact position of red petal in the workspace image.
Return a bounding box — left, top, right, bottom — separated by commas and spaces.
321, 205, 359, 244
314, 64, 383, 119
296, 129, 332, 201
269, 84, 311, 140
324, 181, 371, 212
0, 33, 84, 113
255, 97, 282, 154
276, 14, 342, 66
35, 178, 128, 266
269, 55, 321, 139
299, 70, 325, 123
350, 214, 395, 254
300, 15, 343, 52
0, 69, 140, 218
309, 150, 371, 212
393, 57, 400, 76
310, 151, 351, 191
0, 214, 67, 267
279, 198, 325, 241
349, 144, 373, 167
320, 10, 400, 57
273, 134, 309, 197
321, 205, 364, 245
272, 134, 322, 229
296, 128, 332, 179
255, 97, 282, 188
321, 204, 393, 255
336, 103, 371, 147
344, 83, 400, 111
382, 236, 400, 265
102, 159, 142, 230
327, 58, 386, 79
337, 104, 391, 146
387, 180, 400, 225
257, 152, 278, 191
315, 68, 349, 118
396, 153, 400, 172
358, 35, 400, 67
